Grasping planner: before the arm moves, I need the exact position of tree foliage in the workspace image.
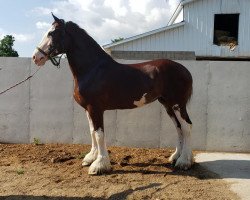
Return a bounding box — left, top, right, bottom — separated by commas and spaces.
0, 35, 19, 57
111, 37, 124, 43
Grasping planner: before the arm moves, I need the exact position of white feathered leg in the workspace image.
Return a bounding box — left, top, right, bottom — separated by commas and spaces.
88, 128, 111, 175
172, 105, 193, 170
82, 111, 98, 166
169, 117, 183, 164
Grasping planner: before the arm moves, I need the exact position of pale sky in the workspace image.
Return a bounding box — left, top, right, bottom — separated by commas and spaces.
0, 0, 180, 57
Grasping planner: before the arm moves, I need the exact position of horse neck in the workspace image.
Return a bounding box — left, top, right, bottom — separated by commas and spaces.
65, 26, 112, 78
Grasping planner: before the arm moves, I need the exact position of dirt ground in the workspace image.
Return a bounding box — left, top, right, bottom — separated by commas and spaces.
0, 144, 238, 200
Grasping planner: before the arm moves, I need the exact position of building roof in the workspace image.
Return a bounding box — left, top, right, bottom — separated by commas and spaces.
103, 21, 185, 49
103, 0, 197, 49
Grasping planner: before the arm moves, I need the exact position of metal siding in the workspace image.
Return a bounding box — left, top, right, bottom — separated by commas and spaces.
136, 39, 142, 51
146, 36, 151, 50
206, 0, 214, 56
172, 29, 177, 51
164, 31, 168, 50
125, 42, 133, 51
158, 32, 165, 51
239, 0, 250, 55
155, 34, 159, 50
151, 34, 156, 50
168, 29, 174, 51
221, 0, 240, 13
132, 40, 136, 51
244, 0, 250, 55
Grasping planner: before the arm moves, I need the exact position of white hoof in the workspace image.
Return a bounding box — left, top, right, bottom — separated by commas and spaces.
88, 156, 111, 175
174, 153, 194, 170
82, 150, 97, 166
169, 150, 181, 164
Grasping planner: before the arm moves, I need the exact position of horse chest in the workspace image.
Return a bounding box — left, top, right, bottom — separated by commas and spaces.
73, 77, 89, 107
73, 78, 102, 108
73, 86, 85, 106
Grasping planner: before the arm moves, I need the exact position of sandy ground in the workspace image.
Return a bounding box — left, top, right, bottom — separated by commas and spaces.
0, 144, 239, 200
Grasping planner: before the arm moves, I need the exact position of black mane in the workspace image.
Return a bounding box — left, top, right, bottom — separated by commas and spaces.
65, 21, 112, 61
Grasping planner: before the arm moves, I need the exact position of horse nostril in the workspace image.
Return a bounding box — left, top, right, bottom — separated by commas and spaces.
32, 55, 36, 60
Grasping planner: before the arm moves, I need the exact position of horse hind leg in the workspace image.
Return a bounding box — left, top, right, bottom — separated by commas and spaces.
169, 114, 183, 164
158, 98, 183, 165
172, 104, 193, 170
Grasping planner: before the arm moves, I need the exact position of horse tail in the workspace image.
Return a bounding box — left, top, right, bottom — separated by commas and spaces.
186, 72, 193, 105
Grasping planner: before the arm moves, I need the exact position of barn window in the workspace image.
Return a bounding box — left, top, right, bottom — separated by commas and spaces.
213, 14, 239, 49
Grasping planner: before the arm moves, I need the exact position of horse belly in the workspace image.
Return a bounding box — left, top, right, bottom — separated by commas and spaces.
104, 86, 160, 110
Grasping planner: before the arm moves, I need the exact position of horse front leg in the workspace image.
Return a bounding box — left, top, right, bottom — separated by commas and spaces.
87, 107, 111, 175
82, 111, 98, 166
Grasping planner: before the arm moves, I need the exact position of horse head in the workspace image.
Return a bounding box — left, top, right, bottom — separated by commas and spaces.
32, 13, 68, 66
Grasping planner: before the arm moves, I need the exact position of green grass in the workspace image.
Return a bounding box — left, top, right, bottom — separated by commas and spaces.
16, 169, 25, 175
33, 138, 41, 145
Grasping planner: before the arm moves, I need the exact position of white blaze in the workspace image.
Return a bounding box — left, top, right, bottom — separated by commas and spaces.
35, 25, 55, 54
32, 24, 56, 66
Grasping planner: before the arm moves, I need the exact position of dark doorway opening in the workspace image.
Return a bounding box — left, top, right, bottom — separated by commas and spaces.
213, 14, 239, 49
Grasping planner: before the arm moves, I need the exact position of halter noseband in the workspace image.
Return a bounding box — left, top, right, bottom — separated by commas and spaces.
36, 21, 66, 68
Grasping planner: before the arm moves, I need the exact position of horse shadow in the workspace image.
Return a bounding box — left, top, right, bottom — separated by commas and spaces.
109, 161, 217, 179
0, 196, 101, 200
110, 159, 250, 180
0, 183, 162, 200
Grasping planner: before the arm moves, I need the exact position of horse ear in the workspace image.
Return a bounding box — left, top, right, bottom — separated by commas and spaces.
51, 13, 61, 23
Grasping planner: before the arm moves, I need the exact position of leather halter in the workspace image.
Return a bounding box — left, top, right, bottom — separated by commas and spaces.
36, 21, 66, 68
36, 46, 63, 68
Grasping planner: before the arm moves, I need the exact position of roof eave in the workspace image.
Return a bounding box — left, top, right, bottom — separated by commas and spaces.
181, 0, 197, 6
168, 2, 183, 25
168, 0, 197, 25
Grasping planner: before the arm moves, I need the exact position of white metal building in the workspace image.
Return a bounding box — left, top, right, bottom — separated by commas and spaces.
104, 0, 250, 59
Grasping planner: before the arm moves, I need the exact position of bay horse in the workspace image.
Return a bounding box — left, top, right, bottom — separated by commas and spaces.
32, 14, 193, 175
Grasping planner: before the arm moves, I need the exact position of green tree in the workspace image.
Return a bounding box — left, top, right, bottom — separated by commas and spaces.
111, 37, 124, 43
0, 35, 19, 57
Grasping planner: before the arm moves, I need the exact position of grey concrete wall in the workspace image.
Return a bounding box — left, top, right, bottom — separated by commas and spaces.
0, 58, 30, 143
206, 62, 250, 152
0, 57, 249, 152
29, 59, 74, 143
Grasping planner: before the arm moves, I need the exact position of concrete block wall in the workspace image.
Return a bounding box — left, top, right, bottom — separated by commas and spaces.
0, 57, 249, 152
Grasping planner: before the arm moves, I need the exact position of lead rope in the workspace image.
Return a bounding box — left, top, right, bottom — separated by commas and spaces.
0, 67, 41, 95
